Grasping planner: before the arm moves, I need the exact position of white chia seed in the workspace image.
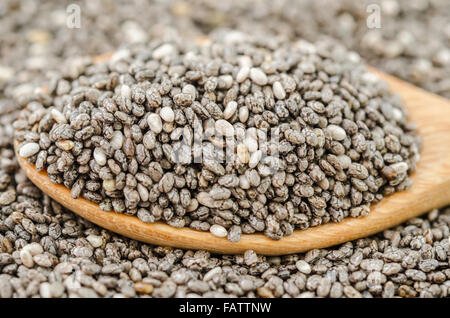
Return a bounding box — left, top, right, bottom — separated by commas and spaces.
272, 81, 286, 100
148, 113, 163, 134
215, 119, 234, 137
327, 125, 347, 141
93, 147, 107, 166
250, 67, 268, 86
160, 107, 175, 122
236, 66, 250, 83
223, 101, 237, 119
209, 224, 228, 238
19, 142, 40, 158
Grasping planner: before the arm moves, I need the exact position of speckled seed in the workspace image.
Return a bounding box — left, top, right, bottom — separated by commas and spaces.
182, 84, 196, 98
197, 192, 218, 208
327, 125, 347, 141
204, 267, 222, 281
209, 187, 231, 200
19, 143, 40, 158
148, 113, 163, 134
160, 107, 175, 122
223, 101, 238, 120
33, 254, 52, 267
215, 119, 234, 137
210, 224, 228, 238
250, 68, 268, 86
390, 162, 408, 174
273, 81, 286, 99
337, 155, 351, 169
0, 189, 15, 206
86, 234, 103, 248
186, 199, 198, 212
93, 147, 107, 166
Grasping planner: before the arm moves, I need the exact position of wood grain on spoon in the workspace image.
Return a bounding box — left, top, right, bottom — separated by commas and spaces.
14, 58, 450, 255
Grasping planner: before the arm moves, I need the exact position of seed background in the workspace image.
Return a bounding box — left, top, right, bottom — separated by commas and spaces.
0, 0, 449, 298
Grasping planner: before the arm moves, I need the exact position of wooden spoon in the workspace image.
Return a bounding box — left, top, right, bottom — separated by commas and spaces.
14, 55, 450, 255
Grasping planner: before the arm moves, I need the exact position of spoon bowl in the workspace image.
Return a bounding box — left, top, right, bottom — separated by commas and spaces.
14, 62, 450, 255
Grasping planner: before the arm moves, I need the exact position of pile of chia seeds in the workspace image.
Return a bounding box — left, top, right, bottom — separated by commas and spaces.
0, 0, 448, 298
15, 34, 420, 241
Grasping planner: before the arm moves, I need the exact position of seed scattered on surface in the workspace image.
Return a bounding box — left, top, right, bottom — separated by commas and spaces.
338, 155, 352, 170
257, 287, 274, 298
